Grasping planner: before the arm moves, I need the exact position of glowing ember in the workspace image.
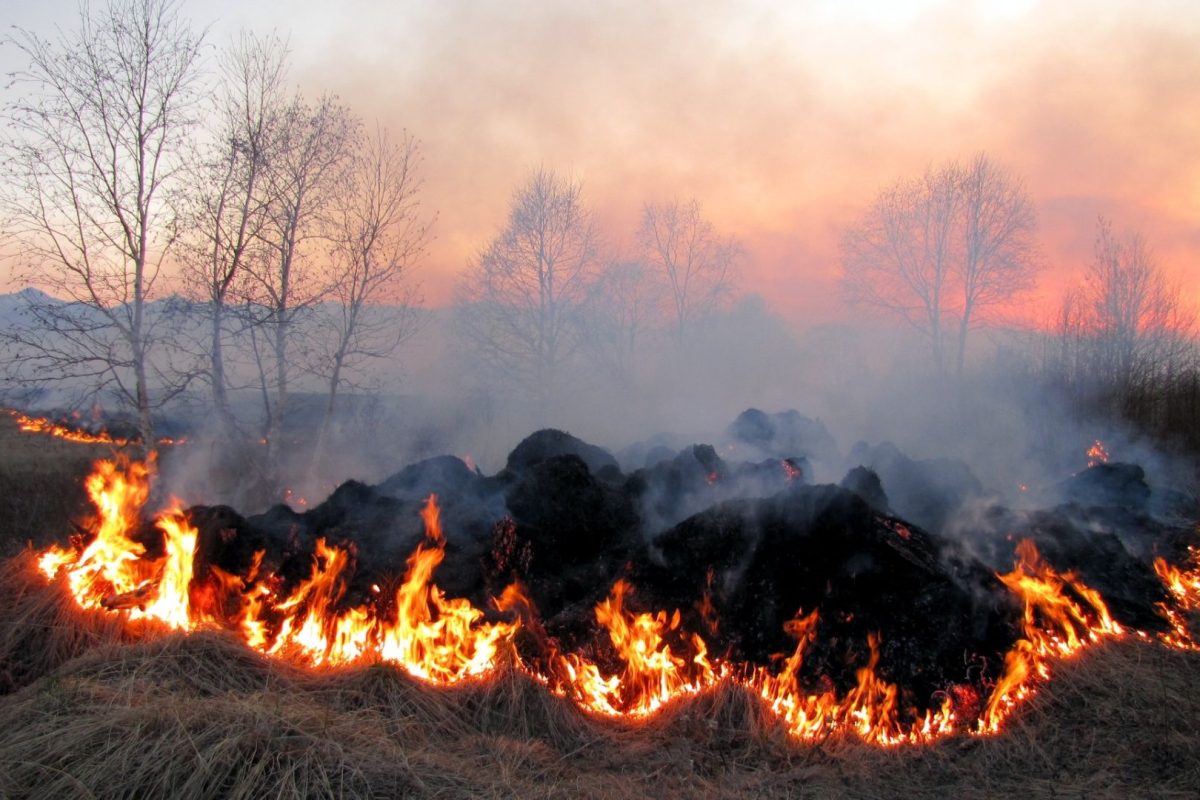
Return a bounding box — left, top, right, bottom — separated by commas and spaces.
1086, 440, 1110, 467
32, 457, 1200, 746
782, 458, 804, 481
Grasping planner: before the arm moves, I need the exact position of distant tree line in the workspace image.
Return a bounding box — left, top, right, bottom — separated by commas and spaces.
840, 153, 1039, 379
841, 156, 1198, 457
0, 0, 745, 462
454, 169, 740, 419
1042, 218, 1200, 455
3, 0, 1196, 475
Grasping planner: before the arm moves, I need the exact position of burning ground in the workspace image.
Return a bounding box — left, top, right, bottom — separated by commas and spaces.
1, 409, 1199, 798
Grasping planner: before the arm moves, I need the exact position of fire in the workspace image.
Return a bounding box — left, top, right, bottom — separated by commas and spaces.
376, 496, 519, 681
748, 623, 957, 746
38, 457, 155, 605
1086, 439, 1110, 467
979, 539, 1123, 732
32, 457, 1200, 747
39, 462, 520, 683
9, 409, 185, 446
12, 410, 126, 445
1156, 547, 1200, 609
552, 589, 957, 745
1153, 547, 1200, 650
551, 580, 722, 717
37, 457, 202, 629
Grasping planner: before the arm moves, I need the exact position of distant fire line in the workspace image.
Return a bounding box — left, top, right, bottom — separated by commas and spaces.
7, 410, 185, 446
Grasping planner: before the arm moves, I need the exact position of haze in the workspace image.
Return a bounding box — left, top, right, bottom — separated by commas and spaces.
4, 0, 1196, 325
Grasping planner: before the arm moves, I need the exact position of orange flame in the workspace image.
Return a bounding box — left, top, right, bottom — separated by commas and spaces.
552, 580, 722, 717
33, 458, 1200, 746
1153, 547, 1200, 650
979, 539, 1123, 732
39, 464, 519, 683
9, 410, 185, 446
38, 457, 156, 604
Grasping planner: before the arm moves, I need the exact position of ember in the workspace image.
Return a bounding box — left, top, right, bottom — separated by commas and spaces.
1087, 439, 1110, 468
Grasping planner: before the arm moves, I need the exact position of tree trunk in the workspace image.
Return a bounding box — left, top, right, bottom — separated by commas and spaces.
955, 305, 972, 379
210, 300, 234, 438
269, 312, 288, 467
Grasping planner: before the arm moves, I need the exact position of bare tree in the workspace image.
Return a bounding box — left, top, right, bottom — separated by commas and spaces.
457, 169, 599, 417
1080, 218, 1191, 394
841, 155, 1037, 375
242, 93, 358, 457
179, 33, 288, 438
1047, 218, 1197, 437
954, 154, 1037, 375
841, 164, 960, 372
0, 0, 204, 450
310, 125, 432, 460
639, 199, 739, 345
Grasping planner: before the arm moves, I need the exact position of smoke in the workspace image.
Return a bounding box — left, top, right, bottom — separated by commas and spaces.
221, 0, 1200, 322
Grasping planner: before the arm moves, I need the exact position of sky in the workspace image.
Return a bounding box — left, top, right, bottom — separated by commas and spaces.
3, 0, 1198, 328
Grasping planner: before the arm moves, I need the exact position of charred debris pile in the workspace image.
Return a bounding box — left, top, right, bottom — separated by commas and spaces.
155, 408, 1195, 712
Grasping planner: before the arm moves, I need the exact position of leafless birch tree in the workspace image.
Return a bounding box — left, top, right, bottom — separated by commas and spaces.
457, 169, 599, 417
841, 164, 960, 372
242, 93, 357, 455
1048, 218, 1197, 427
0, 0, 204, 451
639, 199, 739, 345
582, 260, 661, 388
179, 33, 288, 438
310, 126, 431, 460
953, 154, 1037, 375
841, 154, 1037, 375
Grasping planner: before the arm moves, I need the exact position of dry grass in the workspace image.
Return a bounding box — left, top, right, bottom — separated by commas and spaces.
0, 415, 99, 557
0, 561, 1197, 800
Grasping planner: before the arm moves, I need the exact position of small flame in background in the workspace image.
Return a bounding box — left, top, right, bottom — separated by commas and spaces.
9, 410, 185, 447
34, 457, 1200, 747
782, 458, 804, 482
1087, 440, 1110, 468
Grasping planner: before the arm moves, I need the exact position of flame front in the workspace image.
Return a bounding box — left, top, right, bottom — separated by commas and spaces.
33, 457, 1200, 746
552, 579, 722, 717
39, 460, 518, 684
1153, 546, 1200, 650
980, 539, 1123, 732
38, 457, 155, 607
9, 410, 185, 446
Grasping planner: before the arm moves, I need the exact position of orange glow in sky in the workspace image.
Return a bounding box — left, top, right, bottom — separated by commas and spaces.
5, 0, 1198, 328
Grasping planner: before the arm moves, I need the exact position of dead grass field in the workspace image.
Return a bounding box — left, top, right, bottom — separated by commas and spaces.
1, 413, 1198, 799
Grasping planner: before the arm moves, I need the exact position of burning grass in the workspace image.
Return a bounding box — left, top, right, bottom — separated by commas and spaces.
3, 420, 1200, 796
0, 575, 1197, 799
